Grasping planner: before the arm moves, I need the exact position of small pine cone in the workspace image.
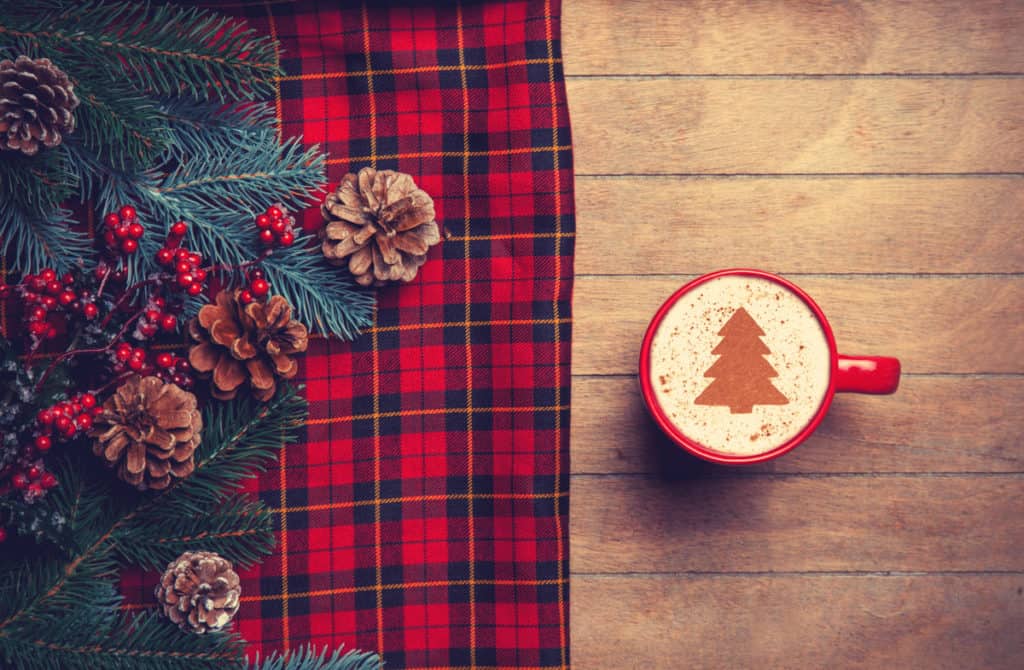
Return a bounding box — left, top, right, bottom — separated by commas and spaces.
188, 290, 309, 401
91, 376, 201, 490
0, 56, 79, 156
155, 550, 241, 634
320, 167, 441, 287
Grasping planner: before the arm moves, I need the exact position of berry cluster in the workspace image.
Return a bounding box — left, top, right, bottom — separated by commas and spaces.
102, 205, 144, 256
37, 393, 100, 441
112, 342, 152, 375
255, 204, 296, 248
154, 221, 206, 296
135, 296, 178, 339
154, 352, 194, 390
238, 268, 271, 305
20, 268, 98, 343
9, 462, 58, 501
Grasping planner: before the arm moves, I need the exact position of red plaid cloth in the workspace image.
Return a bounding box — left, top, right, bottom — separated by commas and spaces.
129, 2, 572, 667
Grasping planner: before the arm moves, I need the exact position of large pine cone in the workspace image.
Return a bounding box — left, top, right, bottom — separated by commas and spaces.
91, 376, 201, 491
155, 551, 241, 634
188, 290, 309, 401
0, 56, 79, 156
321, 167, 441, 286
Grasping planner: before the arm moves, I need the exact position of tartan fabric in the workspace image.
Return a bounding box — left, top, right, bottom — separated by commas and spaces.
125, 1, 572, 667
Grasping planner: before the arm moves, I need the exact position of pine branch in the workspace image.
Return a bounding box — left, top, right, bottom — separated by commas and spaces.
0, 0, 281, 102
72, 73, 170, 171
262, 240, 376, 339
117, 495, 276, 570
250, 645, 383, 670
0, 199, 94, 275
1, 609, 245, 670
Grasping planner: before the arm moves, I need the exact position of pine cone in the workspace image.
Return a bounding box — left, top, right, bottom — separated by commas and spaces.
0, 56, 79, 156
188, 290, 309, 401
155, 551, 241, 634
320, 167, 441, 286
91, 376, 201, 491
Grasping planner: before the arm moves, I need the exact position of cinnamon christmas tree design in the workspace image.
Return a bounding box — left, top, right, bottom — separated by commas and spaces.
694, 307, 789, 413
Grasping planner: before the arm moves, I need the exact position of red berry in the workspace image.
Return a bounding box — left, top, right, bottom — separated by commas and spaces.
259, 229, 276, 245
59, 290, 76, 305
62, 273, 74, 285
172, 373, 187, 386
145, 309, 161, 322
270, 218, 287, 234
177, 273, 194, 287
75, 414, 93, 431
29, 321, 48, 336
248, 268, 264, 280
175, 261, 192, 274
156, 248, 175, 266
174, 248, 190, 261
37, 409, 54, 425
128, 358, 144, 371
159, 314, 177, 332
132, 347, 145, 360
30, 306, 46, 320
250, 278, 270, 297
92, 405, 104, 417
186, 282, 203, 296
0, 527, 7, 542
30, 276, 46, 291
139, 323, 158, 338
119, 205, 137, 220
40, 473, 57, 489
153, 297, 166, 308
255, 214, 271, 229
128, 223, 145, 239
279, 231, 295, 246
121, 239, 138, 254
83, 303, 99, 319
40, 269, 56, 282
41, 295, 56, 309
238, 289, 253, 304
70, 401, 82, 415
116, 224, 133, 240
115, 343, 133, 361
12, 473, 28, 490
104, 212, 120, 227
27, 466, 40, 480
193, 268, 207, 283
46, 326, 57, 339
267, 206, 283, 219
34, 435, 51, 452
28, 483, 43, 496
80, 393, 96, 409
170, 220, 188, 237
156, 352, 174, 368
177, 360, 190, 373
188, 253, 202, 266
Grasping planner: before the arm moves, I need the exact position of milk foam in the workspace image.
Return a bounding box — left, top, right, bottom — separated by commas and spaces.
649, 275, 831, 456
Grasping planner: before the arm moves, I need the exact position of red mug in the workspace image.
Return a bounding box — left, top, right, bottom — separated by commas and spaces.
639, 269, 900, 465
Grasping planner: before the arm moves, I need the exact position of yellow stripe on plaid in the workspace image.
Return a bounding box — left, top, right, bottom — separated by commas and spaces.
276, 58, 560, 81
272, 490, 569, 514
327, 144, 572, 165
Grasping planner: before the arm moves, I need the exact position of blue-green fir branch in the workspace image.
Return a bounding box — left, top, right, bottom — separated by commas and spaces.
249, 645, 383, 670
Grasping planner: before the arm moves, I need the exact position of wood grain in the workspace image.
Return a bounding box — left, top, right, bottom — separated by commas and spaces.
576, 177, 1024, 274
563, 0, 1024, 75
572, 575, 1024, 670
573, 277, 1024, 375
571, 475, 1024, 572
571, 375, 1024, 474
568, 79, 1024, 174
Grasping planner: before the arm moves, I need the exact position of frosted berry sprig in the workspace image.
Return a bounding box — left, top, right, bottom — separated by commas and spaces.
102, 205, 144, 256
18, 268, 98, 347
255, 203, 295, 248
154, 352, 194, 390
36, 392, 100, 441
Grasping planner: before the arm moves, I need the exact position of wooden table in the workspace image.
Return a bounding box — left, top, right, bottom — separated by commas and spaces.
562, 1, 1024, 667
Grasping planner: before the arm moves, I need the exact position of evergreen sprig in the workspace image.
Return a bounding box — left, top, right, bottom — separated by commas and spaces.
0, 384, 309, 670
250, 646, 382, 670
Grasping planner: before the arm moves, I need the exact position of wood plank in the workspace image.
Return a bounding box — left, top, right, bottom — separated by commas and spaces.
568, 79, 1024, 174
571, 475, 1024, 572
563, 0, 1024, 75
571, 376, 1024, 474
572, 575, 1024, 670
573, 277, 1024, 375
576, 177, 1024, 274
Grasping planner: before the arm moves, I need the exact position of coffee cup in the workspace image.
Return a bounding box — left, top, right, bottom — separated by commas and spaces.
639, 269, 900, 464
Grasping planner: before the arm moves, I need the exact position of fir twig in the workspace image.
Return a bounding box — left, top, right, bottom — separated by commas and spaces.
249, 645, 383, 670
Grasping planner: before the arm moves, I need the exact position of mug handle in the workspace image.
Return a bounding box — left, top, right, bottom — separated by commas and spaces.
835, 355, 901, 394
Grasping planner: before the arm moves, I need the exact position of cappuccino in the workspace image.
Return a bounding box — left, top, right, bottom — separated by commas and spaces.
647, 274, 831, 456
